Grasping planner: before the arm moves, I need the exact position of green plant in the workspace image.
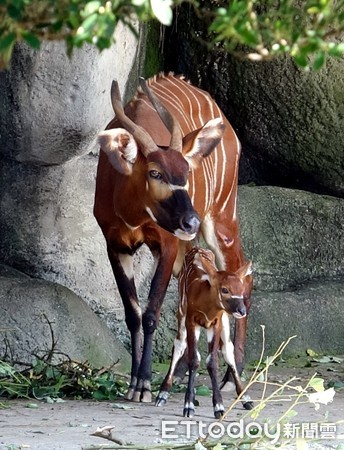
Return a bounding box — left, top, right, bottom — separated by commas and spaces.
1, 0, 344, 70
0, 314, 129, 400
0, 358, 129, 401
209, 0, 344, 70
0, 0, 175, 68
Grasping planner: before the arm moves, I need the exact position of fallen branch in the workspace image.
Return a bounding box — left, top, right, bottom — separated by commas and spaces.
90, 425, 125, 445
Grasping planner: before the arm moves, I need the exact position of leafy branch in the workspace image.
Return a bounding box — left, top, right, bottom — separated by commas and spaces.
0, 313, 129, 402
1, 0, 344, 70
209, 0, 344, 70
0, 0, 175, 69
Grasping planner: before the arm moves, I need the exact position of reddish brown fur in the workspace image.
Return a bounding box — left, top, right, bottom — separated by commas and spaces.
156, 248, 253, 417
94, 74, 252, 402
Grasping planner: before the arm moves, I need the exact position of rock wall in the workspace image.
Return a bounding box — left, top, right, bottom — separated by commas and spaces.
238, 186, 344, 291
157, 9, 344, 361
0, 17, 343, 366
164, 7, 344, 198
157, 186, 344, 361
0, 22, 152, 363
0, 264, 131, 370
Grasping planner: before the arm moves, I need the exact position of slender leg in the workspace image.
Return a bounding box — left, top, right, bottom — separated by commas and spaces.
173, 347, 189, 383
206, 324, 224, 419
221, 294, 251, 388
183, 324, 200, 418
220, 314, 253, 410
133, 244, 177, 402
155, 316, 187, 406
107, 249, 142, 400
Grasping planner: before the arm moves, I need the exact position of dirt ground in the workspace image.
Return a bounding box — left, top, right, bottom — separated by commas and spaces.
1, 359, 344, 450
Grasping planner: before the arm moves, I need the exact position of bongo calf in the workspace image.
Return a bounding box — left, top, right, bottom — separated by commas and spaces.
155, 247, 253, 418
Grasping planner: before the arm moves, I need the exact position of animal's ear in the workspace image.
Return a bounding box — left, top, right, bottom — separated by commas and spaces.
182, 118, 225, 170
194, 250, 217, 279
98, 128, 138, 175
236, 261, 253, 282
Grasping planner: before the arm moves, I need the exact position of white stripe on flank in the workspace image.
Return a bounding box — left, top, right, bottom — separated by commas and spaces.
146, 75, 240, 226
219, 154, 238, 214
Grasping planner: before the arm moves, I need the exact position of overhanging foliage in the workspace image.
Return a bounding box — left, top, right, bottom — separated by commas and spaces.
0, 0, 343, 69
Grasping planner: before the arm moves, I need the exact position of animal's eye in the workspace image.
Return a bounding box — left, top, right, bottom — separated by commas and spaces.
221, 287, 230, 294
149, 170, 162, 180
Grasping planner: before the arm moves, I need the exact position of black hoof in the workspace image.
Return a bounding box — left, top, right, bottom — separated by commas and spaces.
183, 404, 195, 417
155, 391, 169, 406
214, 410, 224, 419
243, 401, 254, 410
214, 403, 225, 419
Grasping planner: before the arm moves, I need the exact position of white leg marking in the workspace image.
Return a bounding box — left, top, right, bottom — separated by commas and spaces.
206, 327, 214, 344
206, 326, 214, 366
220, 313, 236, 391
220, 314, 236, 367
170, 316, 187, 376
118, 253, 134, 280
242, 394, 252, 403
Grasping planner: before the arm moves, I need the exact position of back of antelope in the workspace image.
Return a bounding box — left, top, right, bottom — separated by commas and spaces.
94, 73, 252, 402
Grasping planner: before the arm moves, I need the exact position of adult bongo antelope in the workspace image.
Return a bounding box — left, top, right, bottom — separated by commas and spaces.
94, 73, 252, 402
156, 247, 253, 418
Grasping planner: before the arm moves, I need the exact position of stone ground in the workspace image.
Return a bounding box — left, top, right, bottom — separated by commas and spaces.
0, 359, 344, 450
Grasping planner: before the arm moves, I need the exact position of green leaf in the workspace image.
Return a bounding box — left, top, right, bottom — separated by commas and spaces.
82, 1, 101, 17
293, 52, 309, 68
25, 402, 39, 409
306, 348, 318, 357
328, 380, 344, 391
80, 13, 98, 33
213, 444, 223, 450
309, 377, 325, 392
313, 52, 326, 70
92, 390, 109, 400
7, 4, 21, 19
96, 36, 112, 50
150, 0, 173, 25
284, 409, 298, 418
22, 31, 41, 49
238, 28, 259, 46
111, 402, 135, 409
51, 20, 64, 33
0, 32, 16, 52
195, 385, 211, 396
68, 13, 80, 30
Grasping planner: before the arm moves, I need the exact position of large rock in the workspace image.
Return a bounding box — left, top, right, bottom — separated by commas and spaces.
246, 279, 344, 361
0, 264, 130, 370
158, 277, 344, 364
238, 185, 344, 291
0, 21, 143, 165
0, 23, 151, 336
153, 186, 344, 361
0, 154, 153, 323
164, 9, 344, 197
